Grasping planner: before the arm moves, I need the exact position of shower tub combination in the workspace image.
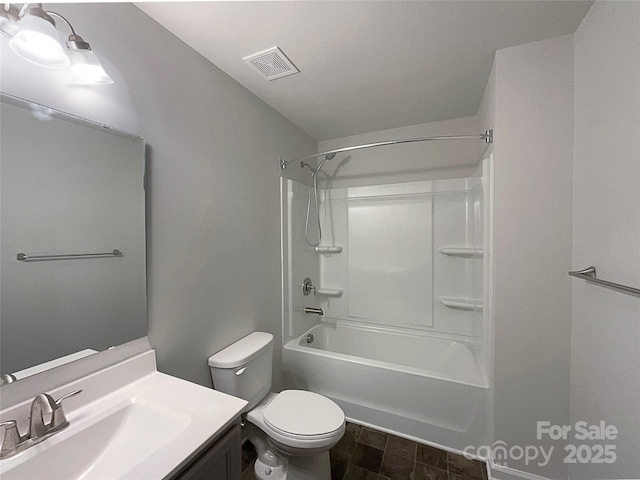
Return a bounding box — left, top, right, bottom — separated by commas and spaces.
283, 321, 490, 452
280, 135, 493, 453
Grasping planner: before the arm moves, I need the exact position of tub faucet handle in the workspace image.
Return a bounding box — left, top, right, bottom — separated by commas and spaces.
302, 278, 316, 296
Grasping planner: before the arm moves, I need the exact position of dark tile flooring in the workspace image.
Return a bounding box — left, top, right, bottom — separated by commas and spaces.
331, 423, 487, 480
241, 422, 487, 480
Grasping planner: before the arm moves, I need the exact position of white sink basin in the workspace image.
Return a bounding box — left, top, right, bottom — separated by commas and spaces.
2, 401, 190, 480
0, 352, 247, 479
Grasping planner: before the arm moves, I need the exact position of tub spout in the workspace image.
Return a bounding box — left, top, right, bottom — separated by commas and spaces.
304, 307, 324, 316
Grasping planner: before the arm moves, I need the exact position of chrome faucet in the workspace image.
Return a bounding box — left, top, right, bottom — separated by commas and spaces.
0, 389, 82, 459
304, 307, 324, 316
28, 393, 55, 439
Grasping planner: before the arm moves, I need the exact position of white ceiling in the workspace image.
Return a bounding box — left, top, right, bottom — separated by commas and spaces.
137, 1, 592, 141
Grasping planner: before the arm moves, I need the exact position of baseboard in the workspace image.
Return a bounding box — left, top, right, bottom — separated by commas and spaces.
489, 463, 551, 480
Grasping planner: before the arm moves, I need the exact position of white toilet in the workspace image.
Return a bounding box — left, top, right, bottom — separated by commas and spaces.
208, 332, 345, 480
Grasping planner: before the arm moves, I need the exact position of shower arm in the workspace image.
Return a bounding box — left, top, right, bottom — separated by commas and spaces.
280, 129, 493, 170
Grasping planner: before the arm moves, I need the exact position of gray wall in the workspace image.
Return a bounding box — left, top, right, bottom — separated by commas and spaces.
492, 35, 574, 479
571, 2, 640, 478
0, 3, 316, 389
479, 7, 640, 477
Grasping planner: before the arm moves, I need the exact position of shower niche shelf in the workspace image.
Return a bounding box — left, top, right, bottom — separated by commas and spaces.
316, 287, 343, 297
438, 246, 483, 257
439, 296, 483, 311
314, 246, 343, 254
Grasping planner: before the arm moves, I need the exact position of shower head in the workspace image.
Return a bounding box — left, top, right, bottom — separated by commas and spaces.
313, 152, 336, 175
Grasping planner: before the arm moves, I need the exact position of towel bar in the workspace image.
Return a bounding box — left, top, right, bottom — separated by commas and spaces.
569, 266, 640, 296
17, 250, 122, 262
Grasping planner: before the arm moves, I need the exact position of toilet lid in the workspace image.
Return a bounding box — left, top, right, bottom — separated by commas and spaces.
263, 390, 344, 437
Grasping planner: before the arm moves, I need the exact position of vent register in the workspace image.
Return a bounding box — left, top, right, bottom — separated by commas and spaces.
243, 47, 299, 81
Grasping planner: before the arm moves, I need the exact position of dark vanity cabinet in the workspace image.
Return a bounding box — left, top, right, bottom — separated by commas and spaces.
172, 424, 242, 480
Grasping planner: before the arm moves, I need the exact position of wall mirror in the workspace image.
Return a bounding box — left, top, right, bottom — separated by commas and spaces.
0, 94, 147, 384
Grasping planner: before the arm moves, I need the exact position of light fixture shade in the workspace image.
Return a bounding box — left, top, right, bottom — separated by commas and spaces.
68, 48, 113, 85
9, 11, 69, 68
0, 8, 20, 37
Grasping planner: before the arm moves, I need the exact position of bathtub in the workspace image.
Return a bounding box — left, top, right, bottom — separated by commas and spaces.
283, 321, 490, 451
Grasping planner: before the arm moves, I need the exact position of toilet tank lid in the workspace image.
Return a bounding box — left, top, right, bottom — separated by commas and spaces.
208, 332, 274, 368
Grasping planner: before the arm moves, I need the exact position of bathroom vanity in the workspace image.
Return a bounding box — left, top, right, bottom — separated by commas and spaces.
172, 424, 241, 480
0, 350, 247, 479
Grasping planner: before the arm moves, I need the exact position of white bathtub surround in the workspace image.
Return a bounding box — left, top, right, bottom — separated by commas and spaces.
346, 186, 434, 328
282, 179, 322, 341
282, 154, 492, 452
315, 173, 488, 341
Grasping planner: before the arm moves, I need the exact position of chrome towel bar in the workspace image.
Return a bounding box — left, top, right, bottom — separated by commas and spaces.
17, 249, 122, 262
569, 266, 640, 297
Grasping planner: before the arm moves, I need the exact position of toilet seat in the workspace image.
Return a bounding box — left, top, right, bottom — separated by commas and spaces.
248, 390, 345, 451
264, 390, 344, 437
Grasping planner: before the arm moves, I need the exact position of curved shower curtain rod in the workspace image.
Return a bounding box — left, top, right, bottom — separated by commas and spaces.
280, 129, 493, 170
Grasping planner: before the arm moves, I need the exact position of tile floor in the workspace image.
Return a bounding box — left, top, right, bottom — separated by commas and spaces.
241, 422, 488, 480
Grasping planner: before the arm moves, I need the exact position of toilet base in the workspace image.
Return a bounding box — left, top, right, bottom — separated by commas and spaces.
286, 451, 331, 480
254, 451, 330, 480
254, 457, 287, 480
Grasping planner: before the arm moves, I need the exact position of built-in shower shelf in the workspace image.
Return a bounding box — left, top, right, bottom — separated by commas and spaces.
316, 288, 343, 297
439, 297, 483, 311
315, 246, 343, 254
438, 246, 483, 257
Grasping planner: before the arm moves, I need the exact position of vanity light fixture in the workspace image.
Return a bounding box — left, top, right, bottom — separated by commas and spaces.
0, 4, 20, 37
66, 32, 113, 85
9, 4, 69, 68
3, 3, 113, 84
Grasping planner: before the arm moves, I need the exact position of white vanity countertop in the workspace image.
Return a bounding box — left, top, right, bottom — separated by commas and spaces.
0, 350, 247, 480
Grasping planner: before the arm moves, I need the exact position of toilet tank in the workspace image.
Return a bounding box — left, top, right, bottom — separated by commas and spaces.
208, 332, 274, 410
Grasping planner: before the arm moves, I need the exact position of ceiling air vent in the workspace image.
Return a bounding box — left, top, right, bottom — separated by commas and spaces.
243, 47, 299, 81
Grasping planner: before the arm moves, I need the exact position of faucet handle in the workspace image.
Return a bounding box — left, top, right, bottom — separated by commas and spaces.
0, 420, 23, 458
302, 278, 316, 296
54, 389, 83, 407
51, 389, 83, 430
